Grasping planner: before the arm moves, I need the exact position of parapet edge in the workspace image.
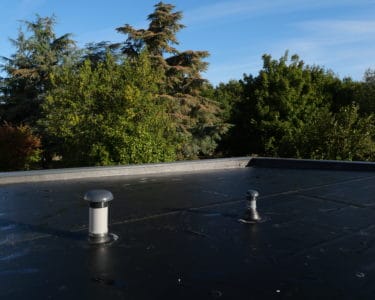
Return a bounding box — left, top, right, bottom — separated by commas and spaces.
248, 157, 375, 171
0, 157, 251, 185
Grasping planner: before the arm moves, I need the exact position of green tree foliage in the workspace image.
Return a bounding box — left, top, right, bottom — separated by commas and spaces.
256, 54, 326, 156
210, 80, 244, 123
296, 105, 375, 161
0, 15, 76, 126
81, 41, 121, 67
238, 53, 330, 157
325, 77, 361, 113
0, 122, 42, 171
117, 2, 184, 58
207, 80, 244, 155
358, 69, 375, 114
116, 2, 226, 158
39, 52, 176, 166
219, 52, 375, 161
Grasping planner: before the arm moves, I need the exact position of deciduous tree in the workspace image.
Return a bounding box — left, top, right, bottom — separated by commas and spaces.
39, 52, 177, 166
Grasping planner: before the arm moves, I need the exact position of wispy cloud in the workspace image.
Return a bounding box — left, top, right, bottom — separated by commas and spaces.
299, 20, 375, 36
184, 0, 373, 24
289, 19, 375, 53
203, 15, 375, 83
185, 1, 267, 23
271, 18, 375, 78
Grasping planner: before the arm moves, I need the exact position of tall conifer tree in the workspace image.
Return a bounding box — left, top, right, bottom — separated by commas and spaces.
0, 15, 76, 126
116, 2, 226, 158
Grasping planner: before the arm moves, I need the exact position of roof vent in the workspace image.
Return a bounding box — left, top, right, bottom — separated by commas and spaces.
84, 189, 118, 244
239, 189, 262, 224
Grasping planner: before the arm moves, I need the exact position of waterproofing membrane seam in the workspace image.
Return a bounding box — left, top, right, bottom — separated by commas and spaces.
2, 166, 374, 246
287, 223, 375, 259
33, 170, 375, 232
4, 172, 375, 231
296, 193, 371, 209
257, 174, 375, 199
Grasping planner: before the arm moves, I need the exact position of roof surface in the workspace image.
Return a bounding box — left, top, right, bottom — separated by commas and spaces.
1, 158, 375, 299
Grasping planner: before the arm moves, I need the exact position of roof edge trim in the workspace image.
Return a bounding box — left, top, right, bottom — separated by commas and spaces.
0, 157, 251, 185
248, 157, 375, 171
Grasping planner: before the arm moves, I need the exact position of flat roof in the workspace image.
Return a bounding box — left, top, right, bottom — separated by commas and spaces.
1, 158, 375, 299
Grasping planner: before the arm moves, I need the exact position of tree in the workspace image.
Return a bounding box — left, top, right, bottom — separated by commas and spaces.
39, 52, 177, 166
217, 52, 375, 161
80, 41, 121, 67
116, 2, 226, 158
117, 2, 184, 58
222, 52, 347, 157
208, 80, 244, 155
296, 105, 375, 161
0, 15, 76, 126
237, 53, 328, 156
325, 77, 361, 113
358, 68, 375, 115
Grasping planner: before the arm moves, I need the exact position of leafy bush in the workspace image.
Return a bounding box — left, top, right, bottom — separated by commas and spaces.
39, 53, 177, 167
296, 105, 375, 161
0, 123, 42, 171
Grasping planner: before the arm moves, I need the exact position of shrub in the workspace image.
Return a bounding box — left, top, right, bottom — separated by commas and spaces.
0, 123, 42, 171
296, 105, 375, 161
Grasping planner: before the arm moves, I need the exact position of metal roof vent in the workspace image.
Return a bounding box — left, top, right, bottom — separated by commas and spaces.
84, 189, 118, 244
239, 189, 262, 224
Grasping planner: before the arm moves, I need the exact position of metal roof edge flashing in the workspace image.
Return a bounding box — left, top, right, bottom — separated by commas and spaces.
0, 157, 251, 185
248, 157, 375, 171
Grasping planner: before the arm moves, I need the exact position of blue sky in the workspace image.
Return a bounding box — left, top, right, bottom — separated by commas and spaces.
1, 0, 374, 85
